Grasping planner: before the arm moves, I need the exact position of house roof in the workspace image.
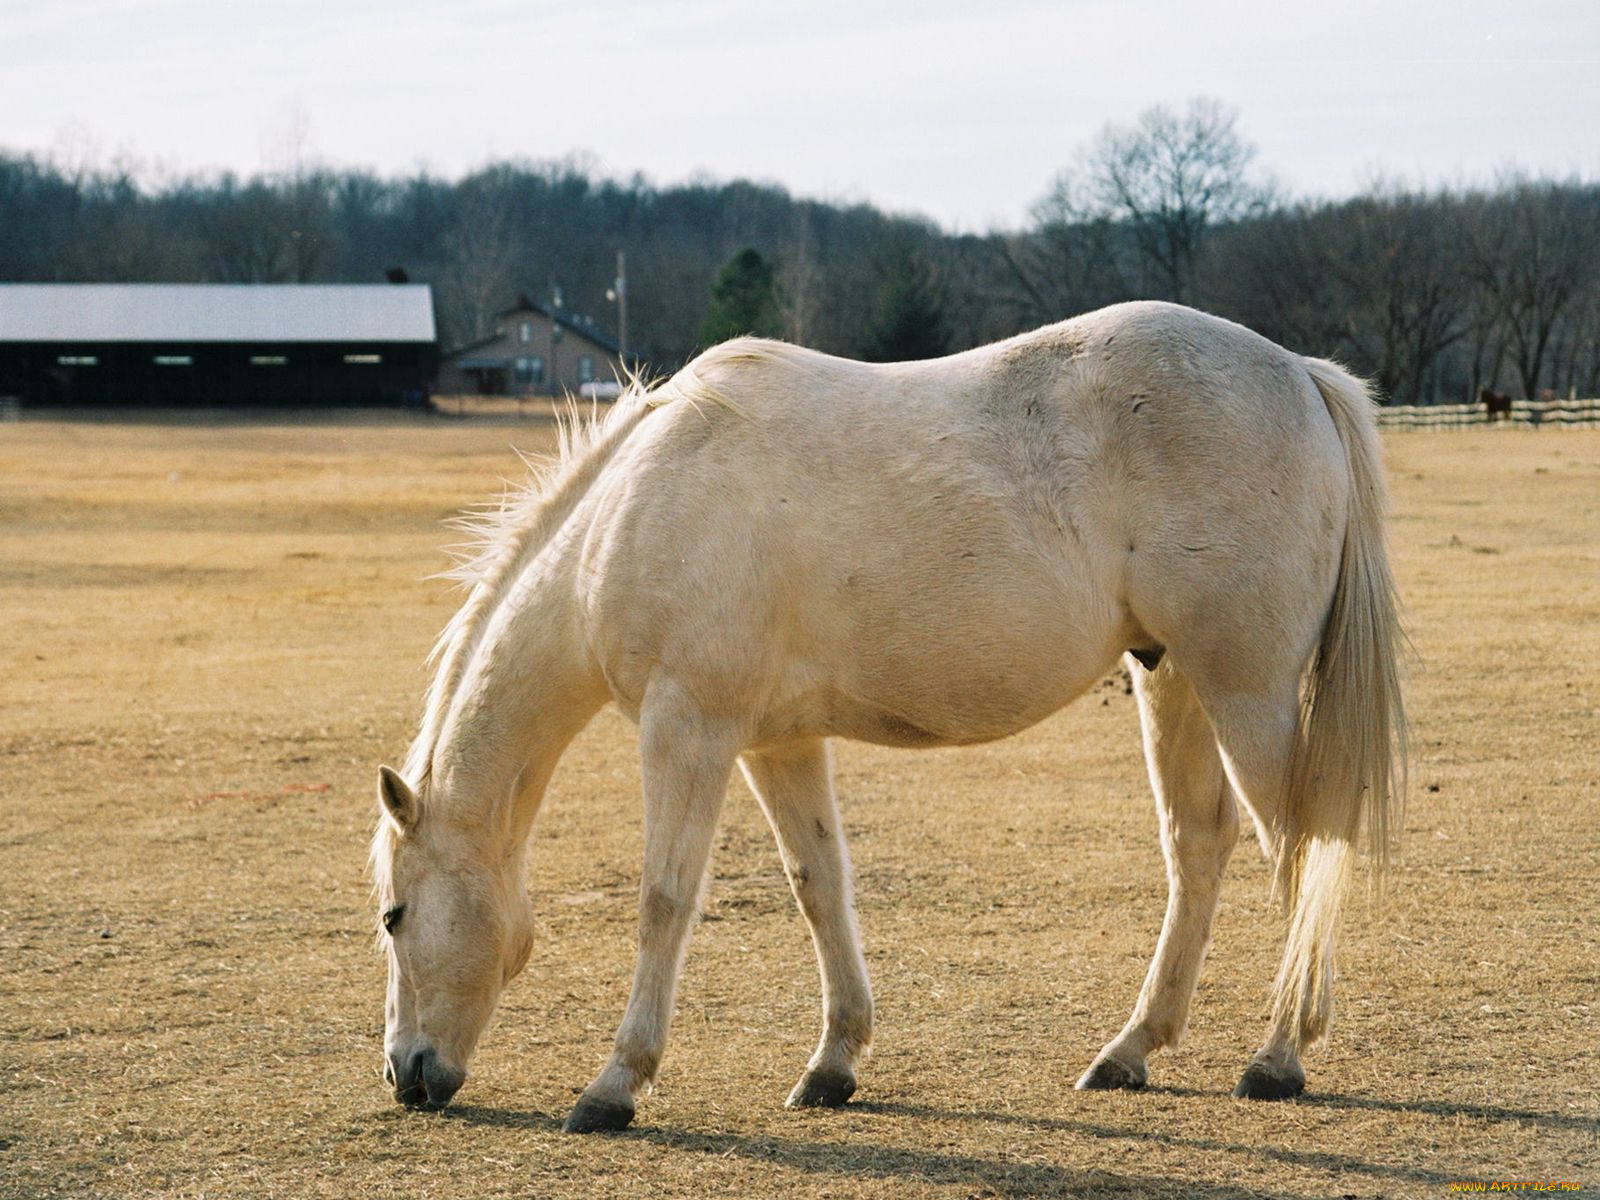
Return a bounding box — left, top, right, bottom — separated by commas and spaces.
495, 293, 620, 355
0, 284, 437, 344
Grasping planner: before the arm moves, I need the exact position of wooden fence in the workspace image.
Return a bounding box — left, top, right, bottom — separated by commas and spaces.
1377, 397, 1600, 430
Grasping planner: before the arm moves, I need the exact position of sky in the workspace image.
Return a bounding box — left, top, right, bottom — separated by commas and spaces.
3, 0, 1598, 231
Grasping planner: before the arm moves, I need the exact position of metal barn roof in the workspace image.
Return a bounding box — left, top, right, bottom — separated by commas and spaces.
0, 284, 436, 344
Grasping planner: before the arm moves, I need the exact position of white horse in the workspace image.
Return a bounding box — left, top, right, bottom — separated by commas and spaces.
370, 301, 1406, 1132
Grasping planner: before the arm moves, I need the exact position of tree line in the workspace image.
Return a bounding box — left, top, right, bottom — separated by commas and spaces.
3, 99, 1596, 404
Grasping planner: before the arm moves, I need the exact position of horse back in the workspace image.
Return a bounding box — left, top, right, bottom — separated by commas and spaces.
576, 303, 1350, 745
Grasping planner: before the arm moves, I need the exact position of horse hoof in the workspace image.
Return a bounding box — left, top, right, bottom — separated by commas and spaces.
1075, 1056, 1147, 1091
1232, 1062, 1305, 1101
562, 1095, 635, 1133
786, 1068, 857, 1108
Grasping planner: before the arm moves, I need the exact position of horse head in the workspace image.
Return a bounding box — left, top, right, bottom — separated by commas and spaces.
371, 765, 534, 1108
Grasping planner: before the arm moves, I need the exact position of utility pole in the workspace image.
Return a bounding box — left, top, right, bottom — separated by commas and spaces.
548, 284, 563, 397
607, 251, 628, 365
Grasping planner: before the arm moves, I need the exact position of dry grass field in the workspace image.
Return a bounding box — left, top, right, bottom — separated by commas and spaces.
2, 414, 1596, 1199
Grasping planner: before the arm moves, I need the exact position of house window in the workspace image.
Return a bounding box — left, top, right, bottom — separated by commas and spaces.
250, 355, 288, 366
518, 321, 533, 344
344, 354, 382, 364
577, 355, 596, 384
154, 355, 193, 366
56, 355, 98, 366
514, 356, 545, 385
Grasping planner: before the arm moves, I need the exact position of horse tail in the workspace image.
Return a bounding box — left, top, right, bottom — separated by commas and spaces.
1271, 357, 1409, 1044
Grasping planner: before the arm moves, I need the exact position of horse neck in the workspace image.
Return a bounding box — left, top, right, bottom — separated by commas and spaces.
423, 579, 606, 853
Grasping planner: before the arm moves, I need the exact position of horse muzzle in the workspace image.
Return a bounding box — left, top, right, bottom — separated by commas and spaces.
387, 1045, 465, 1109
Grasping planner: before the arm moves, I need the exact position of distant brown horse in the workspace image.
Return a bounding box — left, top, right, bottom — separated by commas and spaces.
1480, 388, 1513, 422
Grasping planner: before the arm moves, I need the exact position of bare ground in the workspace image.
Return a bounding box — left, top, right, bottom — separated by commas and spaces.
1, 418, 1596, 1198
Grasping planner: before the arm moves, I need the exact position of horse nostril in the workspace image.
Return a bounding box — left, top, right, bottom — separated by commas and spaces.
422, 1053, 465, 1108
391, 1049, 429, 1107
383, 1055, 397, 1087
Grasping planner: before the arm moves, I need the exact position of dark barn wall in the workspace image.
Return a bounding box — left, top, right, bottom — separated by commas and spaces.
0, 341, 437, 406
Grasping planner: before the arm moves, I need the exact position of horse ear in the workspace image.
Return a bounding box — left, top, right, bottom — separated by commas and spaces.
378, 765, 419, 831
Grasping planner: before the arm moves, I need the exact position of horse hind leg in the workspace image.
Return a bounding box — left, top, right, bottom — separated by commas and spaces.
564, 682, 741, 1133
1196, 675, 1336, 1101
1078, 656, 1237, 1092
740, 739, 873, 1109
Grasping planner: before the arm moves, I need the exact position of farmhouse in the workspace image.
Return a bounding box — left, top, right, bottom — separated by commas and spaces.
0, 283, 437, 406
437, 294, 624, 397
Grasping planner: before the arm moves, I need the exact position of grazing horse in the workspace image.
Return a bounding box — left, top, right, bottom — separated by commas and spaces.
370, 301, 1407, 1132
1480, 388, 1513, 422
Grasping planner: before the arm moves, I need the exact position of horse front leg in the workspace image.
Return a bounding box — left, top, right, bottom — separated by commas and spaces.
564, 684, 740, 1133
1079, 658, 1237, 1091
740, 739, 873, 1109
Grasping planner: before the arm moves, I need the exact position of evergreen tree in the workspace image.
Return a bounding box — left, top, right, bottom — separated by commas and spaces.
698, 247, 783, 346
863, 245, 949, 362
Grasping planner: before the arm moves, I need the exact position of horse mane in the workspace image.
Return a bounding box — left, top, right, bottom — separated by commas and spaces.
392, 342, 767, 793
400, 390, 641, 789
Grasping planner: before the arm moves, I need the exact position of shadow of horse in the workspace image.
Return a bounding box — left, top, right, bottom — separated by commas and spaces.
848, 1095, 1594, 1190
439, 1102, 1282, 1198
432, 1088, 1597, 1196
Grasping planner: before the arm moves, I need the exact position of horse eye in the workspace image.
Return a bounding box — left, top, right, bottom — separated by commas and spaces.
382, 905, 406, 935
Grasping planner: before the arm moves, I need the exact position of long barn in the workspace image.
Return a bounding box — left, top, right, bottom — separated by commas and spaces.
0, 283, 437, 406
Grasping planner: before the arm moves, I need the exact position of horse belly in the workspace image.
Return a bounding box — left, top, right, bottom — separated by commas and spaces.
747, 535, 1129, 749
872, 604, 1118, 743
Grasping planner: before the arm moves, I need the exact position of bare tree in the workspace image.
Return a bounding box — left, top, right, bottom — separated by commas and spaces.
1001, 181, 1131, 325
202, 178, 300, 281
1202, 205, 1342, 353
1326, 189, 1469, 406
1564, 279, 1600, 398
776, 203, 822, 345
61, 164, 195, 281
934, 233, 1033, 349
254, 104, 333, 282
438, 170, 520, 347
1466, 178, 1599, 399
1044, 98, 1270, 303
